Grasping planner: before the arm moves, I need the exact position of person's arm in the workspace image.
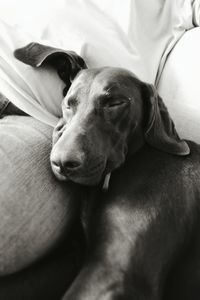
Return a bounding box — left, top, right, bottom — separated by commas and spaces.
192, 0, 200, 26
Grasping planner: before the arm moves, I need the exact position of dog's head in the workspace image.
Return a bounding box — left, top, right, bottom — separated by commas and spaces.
15, 43, 190, 186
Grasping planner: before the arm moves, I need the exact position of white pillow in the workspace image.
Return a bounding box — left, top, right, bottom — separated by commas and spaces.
158, 28, 200, 143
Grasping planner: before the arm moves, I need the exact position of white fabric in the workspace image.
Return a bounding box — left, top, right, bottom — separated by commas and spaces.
158, 27, 200, 142
0, 21, 66, 126
92, 0, 200, 84
0, 0, 199, 127
0, 0, 65, 36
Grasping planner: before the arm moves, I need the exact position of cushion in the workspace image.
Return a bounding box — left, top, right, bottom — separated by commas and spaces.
157, 27, 200, 143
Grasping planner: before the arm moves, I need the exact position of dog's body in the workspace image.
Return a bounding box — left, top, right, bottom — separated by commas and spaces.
63, 141, 200, 300
12, 44, 200, 299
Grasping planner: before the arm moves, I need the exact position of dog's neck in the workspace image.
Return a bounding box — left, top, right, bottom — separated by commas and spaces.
127, 128, 145, 157
102, 130, 145, 191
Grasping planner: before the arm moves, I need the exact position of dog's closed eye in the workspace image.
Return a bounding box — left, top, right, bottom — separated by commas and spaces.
100, 95, 129, 109
107, 99, 128, 108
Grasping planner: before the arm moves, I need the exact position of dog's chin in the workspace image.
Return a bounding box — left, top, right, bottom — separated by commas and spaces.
68, 170, 106, 186
71, 177, 101, 186
52, 167, 103, 186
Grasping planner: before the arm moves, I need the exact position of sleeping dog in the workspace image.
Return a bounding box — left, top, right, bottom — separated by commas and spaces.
15, 43, 200, 300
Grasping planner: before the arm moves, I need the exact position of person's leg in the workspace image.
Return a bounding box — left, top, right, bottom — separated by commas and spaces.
0, 223, 85, 300
0, 92, 27, 116
0, 115, 84, 276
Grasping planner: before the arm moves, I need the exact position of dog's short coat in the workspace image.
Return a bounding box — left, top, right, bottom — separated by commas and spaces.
14, 43, 200, 300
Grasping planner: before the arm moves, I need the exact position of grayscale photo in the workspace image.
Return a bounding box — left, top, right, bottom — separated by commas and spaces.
0, 0, 200, 299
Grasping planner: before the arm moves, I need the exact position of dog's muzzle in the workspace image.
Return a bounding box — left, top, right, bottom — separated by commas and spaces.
50, 150, 108, 186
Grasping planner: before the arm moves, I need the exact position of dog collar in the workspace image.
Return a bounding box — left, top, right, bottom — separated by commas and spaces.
102, 172, 111, 191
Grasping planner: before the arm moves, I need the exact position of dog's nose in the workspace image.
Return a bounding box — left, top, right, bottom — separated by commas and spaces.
51, 150, 84, 176
63, 159, 82, 170
62, 150, 84, 172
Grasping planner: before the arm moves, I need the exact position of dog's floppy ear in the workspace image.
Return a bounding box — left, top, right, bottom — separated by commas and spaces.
14, 42, 87, 95
142, 83, 190, 156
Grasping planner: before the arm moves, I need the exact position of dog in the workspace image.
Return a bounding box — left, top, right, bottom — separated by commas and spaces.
14, 43, 200, 300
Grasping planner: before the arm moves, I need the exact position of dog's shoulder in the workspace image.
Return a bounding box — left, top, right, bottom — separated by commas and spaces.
112, 142, 200, 195
180, 140, 200, 182
185, 140, 200, 157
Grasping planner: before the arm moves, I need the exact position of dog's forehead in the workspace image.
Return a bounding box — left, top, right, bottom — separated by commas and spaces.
72, 67, 140, 95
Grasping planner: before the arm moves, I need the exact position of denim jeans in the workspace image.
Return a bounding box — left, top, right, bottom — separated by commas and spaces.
0, 92, 28, 117
0, 92, 9, 116
0, 95, 81, 275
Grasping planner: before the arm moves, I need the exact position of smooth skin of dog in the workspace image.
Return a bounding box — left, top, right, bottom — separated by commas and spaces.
14, 44, 200, 300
